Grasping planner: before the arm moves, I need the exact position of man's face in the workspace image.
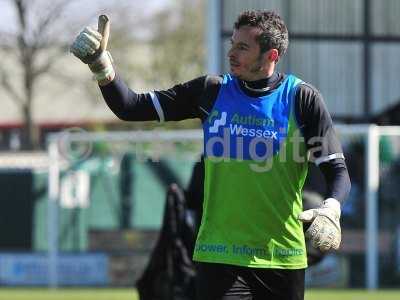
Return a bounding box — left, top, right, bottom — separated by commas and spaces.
228, 25, 267, 81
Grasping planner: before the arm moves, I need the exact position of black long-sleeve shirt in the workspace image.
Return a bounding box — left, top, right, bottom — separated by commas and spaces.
100, 72, 351, 203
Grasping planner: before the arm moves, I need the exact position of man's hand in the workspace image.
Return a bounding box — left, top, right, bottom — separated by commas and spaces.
298, 198, 341, 252
70, 15, 115, 84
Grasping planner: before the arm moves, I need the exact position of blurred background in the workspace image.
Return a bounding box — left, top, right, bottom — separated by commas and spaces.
1, 0, 400, 299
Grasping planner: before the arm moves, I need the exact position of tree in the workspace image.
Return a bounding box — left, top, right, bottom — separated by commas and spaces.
0, 0, 135, 149
148, 0, 205, 88
0, 0, 206, 149
0, 0, 69, 149
126, 0, 206, 130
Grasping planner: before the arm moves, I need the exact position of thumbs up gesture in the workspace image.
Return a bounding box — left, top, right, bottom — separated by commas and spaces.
71, 15, 115, 83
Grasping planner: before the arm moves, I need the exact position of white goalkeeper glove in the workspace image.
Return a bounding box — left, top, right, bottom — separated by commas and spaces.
298, 198, 341, 252
70, 15, 115, 83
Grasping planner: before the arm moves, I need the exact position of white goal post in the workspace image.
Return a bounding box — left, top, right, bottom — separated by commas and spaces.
46, 125, 400, 289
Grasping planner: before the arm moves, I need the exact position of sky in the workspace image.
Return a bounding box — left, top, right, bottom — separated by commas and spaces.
0, 0, 172, 35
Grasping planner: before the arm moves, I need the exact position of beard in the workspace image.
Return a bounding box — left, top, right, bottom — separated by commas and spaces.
231, 55, 266, 80
249, 56, 264, 74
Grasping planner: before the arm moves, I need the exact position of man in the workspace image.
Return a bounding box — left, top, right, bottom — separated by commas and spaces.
71, 10, 350, 300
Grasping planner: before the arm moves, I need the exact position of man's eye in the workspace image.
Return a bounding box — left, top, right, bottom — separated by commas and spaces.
230, 43, 247, 51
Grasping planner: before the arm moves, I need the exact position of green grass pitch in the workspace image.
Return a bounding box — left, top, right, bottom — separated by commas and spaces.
0, 289, 399, 300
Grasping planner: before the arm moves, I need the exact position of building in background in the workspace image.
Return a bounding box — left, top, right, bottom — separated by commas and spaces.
207, 0, 400, 122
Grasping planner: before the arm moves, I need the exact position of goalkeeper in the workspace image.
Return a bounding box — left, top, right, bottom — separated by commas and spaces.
71, 10, 350, 300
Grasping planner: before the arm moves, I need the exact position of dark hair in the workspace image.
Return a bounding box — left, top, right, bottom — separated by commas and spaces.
234, 10, 289, 56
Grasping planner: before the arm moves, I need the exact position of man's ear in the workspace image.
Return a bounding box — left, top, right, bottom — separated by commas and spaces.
267, 49, 279, 62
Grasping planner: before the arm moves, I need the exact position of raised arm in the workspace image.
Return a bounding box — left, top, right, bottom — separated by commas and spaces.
70, 15, 218, 122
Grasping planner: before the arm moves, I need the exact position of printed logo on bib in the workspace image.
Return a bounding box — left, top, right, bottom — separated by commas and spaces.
208, 110, 227, 133
204, 110, 287, 162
